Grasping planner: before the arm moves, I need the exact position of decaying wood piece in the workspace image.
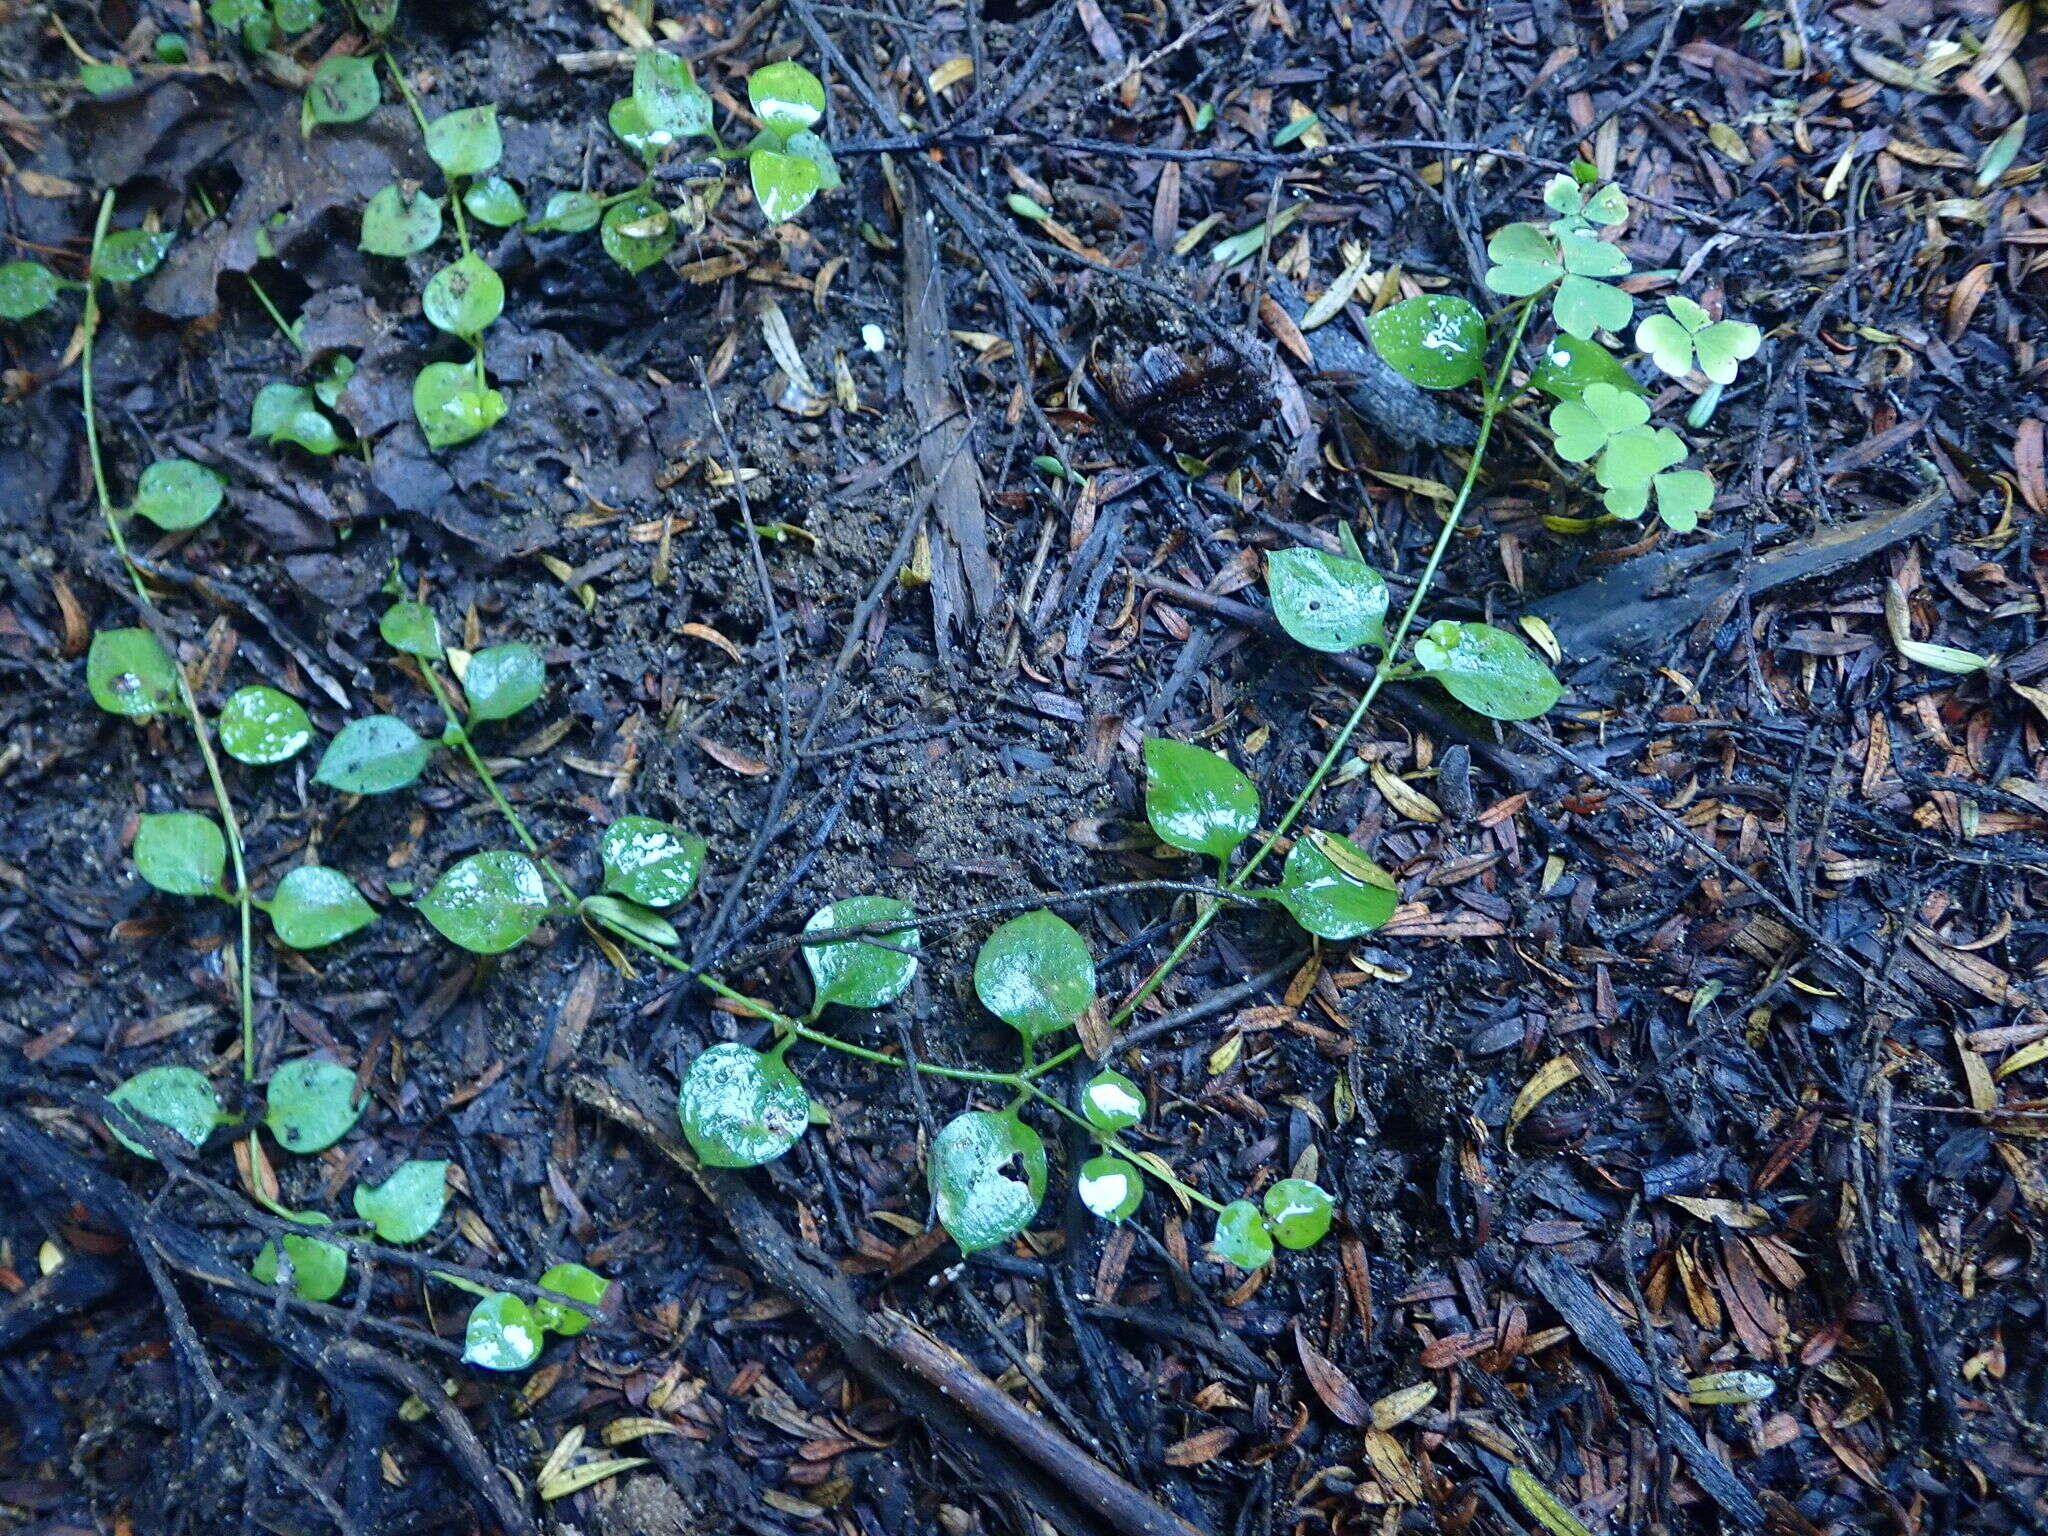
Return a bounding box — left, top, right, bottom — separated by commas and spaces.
570, 1066, 1211, 1536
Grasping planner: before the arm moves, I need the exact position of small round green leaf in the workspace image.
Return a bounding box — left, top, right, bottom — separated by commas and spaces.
304, 55, 379, 128
273, 0, 320, 34
461, 642, 544, 722
130, 457, 226, 531
354, 1159, 449, 1242
532, 1262, 610, 1336
534, 190, 603, 233
314, 715, 431, 794
678, 1042, 810, 1168
747, 61, 825, 135
1276, 829, 1397, 939
973, 909, 1095, 1045
1266, 547, 1389, 653
633, 48, 713, 141
88, 627, 180, 718
600, 816, 705, 907
1552, 272, 1633, 340
422, 253, 504, 338
464, 1291, 542, 1370
783, 129, 841, 191
1367, 294, 1487, 390
412, 359, 506, 449
94, 229, 175, 284
270, 865, 377, 950
608, 96, 664, 162
424, 106, 501, 178
251, 382, 342, 455
1413, 621, 1564, 722
265, 1056, 365, 1153
253, 1216, 348, 1301
599, 191, 675, 274
1529, 335, 1643, 403
803, 896, 919, 1012
134, 811, 226, 896
1211, 1199, 1273, 1270
0, 261, 62, 320
1143, 738, 1258, 863
750, 148, 821, 224
1079, 1069, 1146, 1133
80, 60, 134, 95
1262, 1178, 1334, 1249
360, 184, 443, 256
379, 600, 443, 659
462, 176, 526, 227
218, 685, 312, 765
1077, 1155, 1143, 1222
930, 1111, 1046, 1254
420, 851, 550, 954
107, 1065, 220, 1159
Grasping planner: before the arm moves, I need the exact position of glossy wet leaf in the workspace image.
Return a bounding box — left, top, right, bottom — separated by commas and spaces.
269, 865, 377, 950
803, 896, 919, 1011
1266, 547, 1388, 653
600, 191, 674, 273
930, 1111, 1046, 1254
1143, 738, 1258, 862
1211, 1199, 1273, 1270
461, 642, 544, 721
424, 105, 501, 178
1552, 272, 1633, 340
265, 1056, 365, 1153
1413, 621, 1563, 722
1482, 222, 1560, 296
360, 184, 443, 255
413, 359, 505, 449
1635, 295, 1760, 385
1528, 334, 1642, 403
87, 627, 179, 718
463, 1291, 542, 1370
608, 96, 664, 162
354, 1159, 449, 1243
251, 382, 342, 455
314, 715, 430, 794
534, 190, 602, 233
379, 600, 442, 658
253, 1215, 348, 1301
973, 909, 1095, 1045
80, 60, 133, 96
600, 816, 705, 907
134, 812, 226, 896
462, 176, 525, 227
94, 229, 175, 284
1276, 829, 1397, 939
129, 457, 225, 531
678, 1042, 809, 1167
747, 60, 826, 135
273, 0, 320, 33
420, 850, 550, 954
107, 1066, 220, 1159
1077, 1155, 1143, 1222
1548, 381, 1650, 463
580, 893, 678, 948
0, 260, 62, 320
1080, 1069, 1146, 1133
303, 55, 379, 130
1262, 1178, 1334, 1248
422, 253, 504, 338
633, 48, 713, 141
783, 129, 841, 191
750, 148, 821, 224
219, 685, 313, 764
1367, 294, 1486, 390
533, 1262, 609, 1336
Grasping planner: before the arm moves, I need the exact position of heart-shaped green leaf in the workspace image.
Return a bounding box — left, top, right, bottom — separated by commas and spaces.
747, 60, 825, 135
379, 600, 443, 658
1413, 621, 1563, 722
930, 1110, 1046, 1254
750, 148, 822, 224
1595, 425, 1689, 490
1367, 294, 1487, 390
1276, 829, 1397, 939
360, 184, 442, 256
1528, 335, 1642, 403
1557, 230, 1630, 279
303, 54, 379, 130
269, 865, 377, 950
1077, 1155, 1143, 1222
1262, 1178, 1334, 1248
461, 642, 544, 722
424, 105, 501, 178
532, 1262, 610, 1336
265, 1056, 365, 1153
1652, 468, 1715, 532
422, 253, 504, 337
251, 382, 341, 455
219, 685, 313, 765
1266, 547, 1389, 653
420, 850, 550, 953
253, 1214, 348, 1301
1079, 1069, 1146, 1133
88, 628, 179, 718
0, 260, 62, 320
314, 715, 431, 794
600, 816, 705, 907
600, 191, 675, 273
1552, 273, 1633, 339
130, 458, 225, 530
1482, 222, 1560, 296
134, 812, 226, 896
677, 1042, 809, 1168
1211, 1199, 1273, 1269
973, 909, 1095, 1045
803, 896, 919, 1012
463, 1291, 542, 1370
107, 1065, 220, 1159
462, 176, 525, 227
1548, 381, 1651, 463
94, 229, 175, 284
534, 190, 603, 233
1143, 738, 1258, 863
413, 359, 505, 448
633, 48, 713, 141
354, 1159, 449, 1242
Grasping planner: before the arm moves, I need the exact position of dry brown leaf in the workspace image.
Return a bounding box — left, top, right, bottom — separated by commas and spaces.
693, 735, 771, 776
1293, 1324, 1369, 1425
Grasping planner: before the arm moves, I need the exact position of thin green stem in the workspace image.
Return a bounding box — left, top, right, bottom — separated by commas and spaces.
245, 276, 304, 353
1015, 1081, 1226, 1214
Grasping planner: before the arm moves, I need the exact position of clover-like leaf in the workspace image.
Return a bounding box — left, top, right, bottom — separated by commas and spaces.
1482, 222, 1561, 296
1266, 547, 1389, 653
1547, 381, 1651, 463
930, 1110, 1046, 1254
107, 1065, 220, 1159
219, 685, 313, 765
1367, 294, 1487, 390
1595, 425, 1689, 493
1262, 1178, 1334, 1249
95, 229, 175, 284
747, 60, 825, 135
600, 816, 705, 907
633, 48, 713, 141
360, 184, 443, 256
1276, 829, 1397, 939
1077, 1155, 1143, 1222
1557, 229, 1630, 280
1413, 620, 1564, 722
1080, 1069, 1146, 1133
1552, 273, 1634, 340
129, 458, 225, 531
134, 812, 226, 897
354, 1159, 449, 1242
1143, 738, 1258, 863
88, 628, 179, 718
461, 642, 544, 722
803, 896, 919, 1012
424, 106, 501, 178
750, 148, 822, 224
413, 359, 506, 449
973, 909, 1094, 1046
303, 54, 379, 130
420, 850, 550, 954
251, 382, 342, 455
1211, 1199, 1273, 1270
265, 1056, 365, 1153
600, 191, 675, 273
678, 1042, 810, 1168
1528, 334, 1642, 403
253, 1214, 348, 1301
1650, 468, 1715, 532
269, 865, 377, 950
0, 260, 63, 320
463, 1292, 542, 1370
422, 253, 504, 338
314, 715, 431, 794
532, 1262, 610, 1336
462, 176, 525, 227
783, 129, 842, 192
1636, 295, 1760, 385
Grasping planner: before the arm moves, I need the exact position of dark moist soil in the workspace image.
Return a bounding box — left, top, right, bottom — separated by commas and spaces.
5, 1, 2048, 1534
